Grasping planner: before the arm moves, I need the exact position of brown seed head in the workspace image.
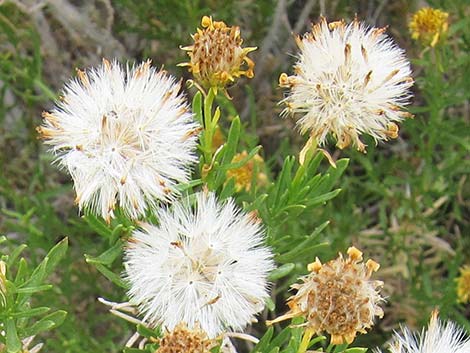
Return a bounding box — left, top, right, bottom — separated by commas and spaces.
273, 246, 384, 345
180, 16, 256, 89
156, 322, 217, 353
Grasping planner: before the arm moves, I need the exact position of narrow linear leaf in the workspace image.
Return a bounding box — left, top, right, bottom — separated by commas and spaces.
6, 318, 21, 353
268, 263, 295, 281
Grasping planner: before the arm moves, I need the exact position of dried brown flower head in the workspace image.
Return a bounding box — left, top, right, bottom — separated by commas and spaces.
156, 322, 217, 353
226, 151, 267, 192
180, 16, 256, 90
268, 247, 384, 344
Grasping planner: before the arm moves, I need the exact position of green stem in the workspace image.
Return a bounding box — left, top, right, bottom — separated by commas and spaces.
202, 88, 216, 164
34, 78, 57, 100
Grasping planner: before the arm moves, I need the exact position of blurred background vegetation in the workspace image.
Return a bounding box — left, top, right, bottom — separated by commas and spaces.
0, 0, 469, 352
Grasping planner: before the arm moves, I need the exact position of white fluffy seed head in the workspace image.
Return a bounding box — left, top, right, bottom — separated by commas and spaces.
39, 59, 199, 221
280, 18, 413, 152
377, 311, 470, 353
123, 191, 274, 337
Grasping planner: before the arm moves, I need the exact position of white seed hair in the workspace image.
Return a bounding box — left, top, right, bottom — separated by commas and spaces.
40, 60, 199, 220
123, 191, 274, 337
378, 311, 470, 353
281, 18, 413, 151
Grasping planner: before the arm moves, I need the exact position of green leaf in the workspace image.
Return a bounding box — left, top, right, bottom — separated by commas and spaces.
270, 325, 292, 347
175, 179, 203, 193
306, 189, 342, 207
136, 324, 160, 339
344, 348, 368, 353
268, 263, 295, 280
14, 258, 28, 286
15, 284, 52, 294
334, 343, 349, 352
318, 158, 349, 192
219, 146, 262, 171
10, 306, 50, 318
24, 310, 67, 336
277, 242, 329, 264
252, 326, 274, 352
6, 318, 21, 353
6, 244, 27, 268
223, 116, 241, 162
265, 297, 275, 311
85, 240, 123, 266
192, 91, 203, 124
91, 263, 127, 289
275, 222, 329, 263
42, 237, 68, 276
204, 88, 216, 129
84, 214, 112, 238
23, 238, 68, 298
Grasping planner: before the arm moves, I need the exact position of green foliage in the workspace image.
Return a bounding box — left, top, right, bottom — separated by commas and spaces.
0, 0, 469, 352
0, 237, 68, 352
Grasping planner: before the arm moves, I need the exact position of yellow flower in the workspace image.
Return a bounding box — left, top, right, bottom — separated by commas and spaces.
226, 151, 267, 192
156, 322, 217, 353
456, 265, 470, 304
180, 16, 256, 90
268, 247, 384, 345
409, 8, 449, 47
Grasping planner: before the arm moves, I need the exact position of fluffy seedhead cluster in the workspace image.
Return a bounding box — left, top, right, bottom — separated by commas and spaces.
280, 18, 413, 152
409, 8, 449, 47
380, 311, 470, 353
38, 59, 199, 221
124, 192, 274, 338
270, 247, 384, 344
156, 323, 217, 353
180, 16, 256, 89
